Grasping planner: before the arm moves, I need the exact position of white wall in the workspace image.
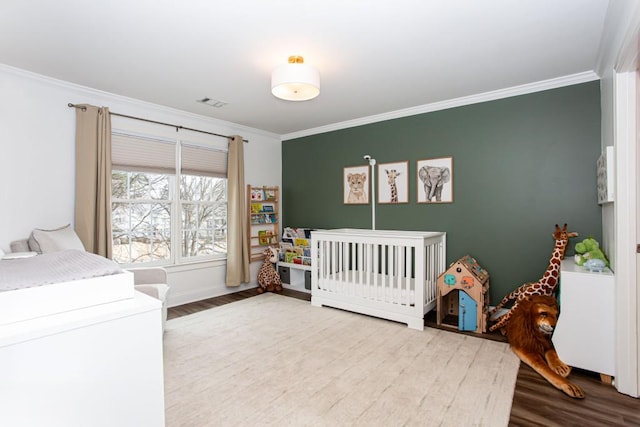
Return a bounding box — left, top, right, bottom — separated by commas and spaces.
0, 64, 282, 306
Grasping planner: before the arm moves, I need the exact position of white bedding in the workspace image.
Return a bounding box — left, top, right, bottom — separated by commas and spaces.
0, 250, 123, 291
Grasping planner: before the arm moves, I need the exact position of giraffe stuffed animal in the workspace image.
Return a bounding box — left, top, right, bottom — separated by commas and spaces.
489, 224, 578, 332
257, 247, 282, 293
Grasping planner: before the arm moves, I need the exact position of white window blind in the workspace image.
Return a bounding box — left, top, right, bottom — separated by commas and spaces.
181, 143, 228, 177
112, 133, 176, 174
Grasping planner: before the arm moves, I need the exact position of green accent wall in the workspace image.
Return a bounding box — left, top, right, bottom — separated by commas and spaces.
282, 81, 602, 303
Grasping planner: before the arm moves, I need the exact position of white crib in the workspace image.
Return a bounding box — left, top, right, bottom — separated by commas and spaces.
311, 228, 446, 330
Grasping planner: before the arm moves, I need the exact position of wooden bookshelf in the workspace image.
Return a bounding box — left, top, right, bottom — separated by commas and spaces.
247, 185, 279, 263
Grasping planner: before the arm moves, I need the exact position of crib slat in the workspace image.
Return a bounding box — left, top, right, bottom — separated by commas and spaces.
372, 243, 378, 299
402, 245, 408, 306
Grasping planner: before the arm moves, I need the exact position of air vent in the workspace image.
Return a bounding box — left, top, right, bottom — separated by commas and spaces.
197, 97, 228, 108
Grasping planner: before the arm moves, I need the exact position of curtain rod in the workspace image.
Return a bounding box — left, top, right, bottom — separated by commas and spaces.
68, 103, 248, 143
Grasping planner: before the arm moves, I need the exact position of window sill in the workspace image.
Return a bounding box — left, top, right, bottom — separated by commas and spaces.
165, 258, 227, 272
119, 257, 227, 272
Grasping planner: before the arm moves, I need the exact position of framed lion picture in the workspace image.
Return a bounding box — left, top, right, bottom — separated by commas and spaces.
417, 157, 453, 203
344, 165, 369, 204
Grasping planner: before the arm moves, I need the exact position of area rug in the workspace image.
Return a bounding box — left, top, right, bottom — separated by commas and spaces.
163, 293, 520, 426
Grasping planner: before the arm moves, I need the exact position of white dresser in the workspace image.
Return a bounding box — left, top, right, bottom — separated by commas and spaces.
553, 258, 615, 382
0, 292, 165, 427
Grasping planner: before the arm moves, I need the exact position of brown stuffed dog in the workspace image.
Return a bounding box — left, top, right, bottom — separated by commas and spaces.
505, 294, 585, 398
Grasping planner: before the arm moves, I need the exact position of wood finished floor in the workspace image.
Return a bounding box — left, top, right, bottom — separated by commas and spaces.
168, 290, 640, 426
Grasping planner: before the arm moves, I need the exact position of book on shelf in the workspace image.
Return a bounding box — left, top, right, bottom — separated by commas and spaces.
294, 238, 309, 247
250, 188, 264, 201
251, 203, 263, 213
280, 240, 293, 250
261, 204, 274, 212
251, 214, 265, 224
258, 230, 271, 246
283, 227, 313, 240
264, 189, 276, 201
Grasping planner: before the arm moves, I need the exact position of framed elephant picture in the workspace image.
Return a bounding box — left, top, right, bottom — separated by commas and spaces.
378, 161, 408, 204
344, 165, 369, 204
417, 157, 453, 203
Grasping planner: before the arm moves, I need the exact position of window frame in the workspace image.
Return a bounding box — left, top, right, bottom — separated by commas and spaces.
110, 126, 228, 268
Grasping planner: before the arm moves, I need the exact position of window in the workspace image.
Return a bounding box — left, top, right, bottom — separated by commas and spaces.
180, 174, 227, 258
112, 171, 172, 263
111, 130, 228, 266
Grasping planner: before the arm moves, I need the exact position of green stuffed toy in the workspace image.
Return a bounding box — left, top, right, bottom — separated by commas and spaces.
574, 237, 609, 267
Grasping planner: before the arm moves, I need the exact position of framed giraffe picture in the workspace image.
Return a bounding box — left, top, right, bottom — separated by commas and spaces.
378, 161, 408, 204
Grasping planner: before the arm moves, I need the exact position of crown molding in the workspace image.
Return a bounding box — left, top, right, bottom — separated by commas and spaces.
281, 71, 600, 141
0, 63, 280, 141
1, 63, 601, 143
595, 1, 640, 76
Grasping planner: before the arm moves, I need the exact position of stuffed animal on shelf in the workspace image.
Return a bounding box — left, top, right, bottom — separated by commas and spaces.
257, 246, 282, 293
574, 237, 609, 269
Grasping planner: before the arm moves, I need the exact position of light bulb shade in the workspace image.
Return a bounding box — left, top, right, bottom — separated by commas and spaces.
271, 62, 320, 101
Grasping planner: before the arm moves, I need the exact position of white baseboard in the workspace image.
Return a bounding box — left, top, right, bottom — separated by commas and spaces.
168, 282, 258, 308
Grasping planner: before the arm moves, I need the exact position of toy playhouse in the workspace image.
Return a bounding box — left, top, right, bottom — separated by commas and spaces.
436, 255, 490, 333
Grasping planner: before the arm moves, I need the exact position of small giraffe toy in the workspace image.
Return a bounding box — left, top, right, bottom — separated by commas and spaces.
489, 224, 578, 332
386, 169, 400, 203
257, 247, 282, 293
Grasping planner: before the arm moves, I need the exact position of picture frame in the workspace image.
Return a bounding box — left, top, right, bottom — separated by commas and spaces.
417, 157, 453, 203
344, 165, 369, 204
378, 161, 409, 204
597, 146, 614, 204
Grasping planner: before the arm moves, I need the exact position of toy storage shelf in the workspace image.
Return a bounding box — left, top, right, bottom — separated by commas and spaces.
247, 185, 279, 263
277, 262, 311, 294
278, 261, 311, 271
552, 258, 615, 383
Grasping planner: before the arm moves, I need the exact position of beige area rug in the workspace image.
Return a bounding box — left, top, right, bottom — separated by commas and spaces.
163, 294, 520, 427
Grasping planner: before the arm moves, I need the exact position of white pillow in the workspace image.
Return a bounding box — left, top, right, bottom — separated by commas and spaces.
29, 224, 85, 254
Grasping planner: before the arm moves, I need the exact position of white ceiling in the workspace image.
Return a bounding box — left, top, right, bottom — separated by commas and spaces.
0, 0, 610, 137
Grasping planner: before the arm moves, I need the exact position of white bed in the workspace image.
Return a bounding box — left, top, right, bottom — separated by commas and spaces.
311, 228, 446, 330
0, 250, 134, 326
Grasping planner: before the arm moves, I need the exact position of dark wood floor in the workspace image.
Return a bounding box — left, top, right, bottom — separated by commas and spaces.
168, 290, 640, 426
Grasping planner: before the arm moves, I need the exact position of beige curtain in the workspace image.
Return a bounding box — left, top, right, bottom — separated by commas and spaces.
74, 105, 113, 258
226, 135, 250, 286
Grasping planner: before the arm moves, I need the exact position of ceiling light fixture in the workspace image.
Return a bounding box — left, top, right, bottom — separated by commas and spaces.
271, 55, 320, 101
